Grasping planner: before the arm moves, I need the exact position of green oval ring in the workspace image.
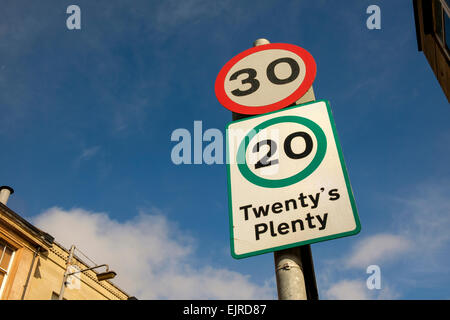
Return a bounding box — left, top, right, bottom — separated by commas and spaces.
237, 115, 327, 188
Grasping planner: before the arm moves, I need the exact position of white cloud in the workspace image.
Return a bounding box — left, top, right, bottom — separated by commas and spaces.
72, 146, 102, 169
396, 186, 450, 254
323, 279, 400, 300
375, 284, 401, 300
33, 207, 274, 299
78, 146, 101, 161
324, 280, 369, 300
32, 182, 450, 300
344, 234, 411, 269
321, 181, 450, 299
342, 182, 450, 272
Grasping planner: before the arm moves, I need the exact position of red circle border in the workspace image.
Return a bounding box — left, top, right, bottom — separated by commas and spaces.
215, 43, 317, 115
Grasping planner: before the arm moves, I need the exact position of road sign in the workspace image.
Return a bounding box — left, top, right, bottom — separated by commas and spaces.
226, 100, 360, 259
215, 43, 317, 115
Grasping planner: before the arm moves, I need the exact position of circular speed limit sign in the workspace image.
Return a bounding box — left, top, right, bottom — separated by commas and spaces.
215, 43, 316, 115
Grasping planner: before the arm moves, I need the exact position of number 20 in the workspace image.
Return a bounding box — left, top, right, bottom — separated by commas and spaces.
253, 131, 313, 170
230, 57, 300, 97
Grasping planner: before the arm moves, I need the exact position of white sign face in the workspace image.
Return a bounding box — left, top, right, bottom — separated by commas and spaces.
226, 100, 360, 259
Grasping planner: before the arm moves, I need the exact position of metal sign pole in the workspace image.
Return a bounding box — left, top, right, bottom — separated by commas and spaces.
273, 75, 319, 301
232, 39, 318, 300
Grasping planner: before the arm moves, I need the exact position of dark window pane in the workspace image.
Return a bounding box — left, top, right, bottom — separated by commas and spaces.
446, 9, 450, 51
435, 0, 444, 41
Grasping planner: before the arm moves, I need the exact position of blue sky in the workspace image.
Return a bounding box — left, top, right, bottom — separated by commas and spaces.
1, 0, 449, 299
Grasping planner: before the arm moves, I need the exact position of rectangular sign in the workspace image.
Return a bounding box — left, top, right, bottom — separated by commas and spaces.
226, 100, 360, 259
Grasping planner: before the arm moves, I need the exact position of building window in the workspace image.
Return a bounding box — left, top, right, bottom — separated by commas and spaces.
434, 0, 450, 55
435, 0, 444, 40
446, 7, 450, 51
0, 239, 15, 299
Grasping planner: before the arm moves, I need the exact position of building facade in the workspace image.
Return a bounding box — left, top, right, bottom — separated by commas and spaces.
0, 186, 130, 300
413, 0, 450, 101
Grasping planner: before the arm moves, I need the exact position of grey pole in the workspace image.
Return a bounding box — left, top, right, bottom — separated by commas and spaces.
58, 244, 75, 300
274, 247, 307, 299
275, 71, 318, 300
232, 39, 319, 300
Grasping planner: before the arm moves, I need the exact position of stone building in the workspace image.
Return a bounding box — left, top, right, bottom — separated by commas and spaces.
0, 186, 132, 300
413, 0, 450, 101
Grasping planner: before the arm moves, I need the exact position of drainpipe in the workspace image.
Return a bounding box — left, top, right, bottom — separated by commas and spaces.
21, 247, 40, 300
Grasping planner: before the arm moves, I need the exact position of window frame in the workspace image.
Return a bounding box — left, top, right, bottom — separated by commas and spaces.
0, 240, 16, 299
434, 0, 450, 59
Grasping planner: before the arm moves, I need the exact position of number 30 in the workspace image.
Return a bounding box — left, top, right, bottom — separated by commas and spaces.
230, 57, 300, 97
